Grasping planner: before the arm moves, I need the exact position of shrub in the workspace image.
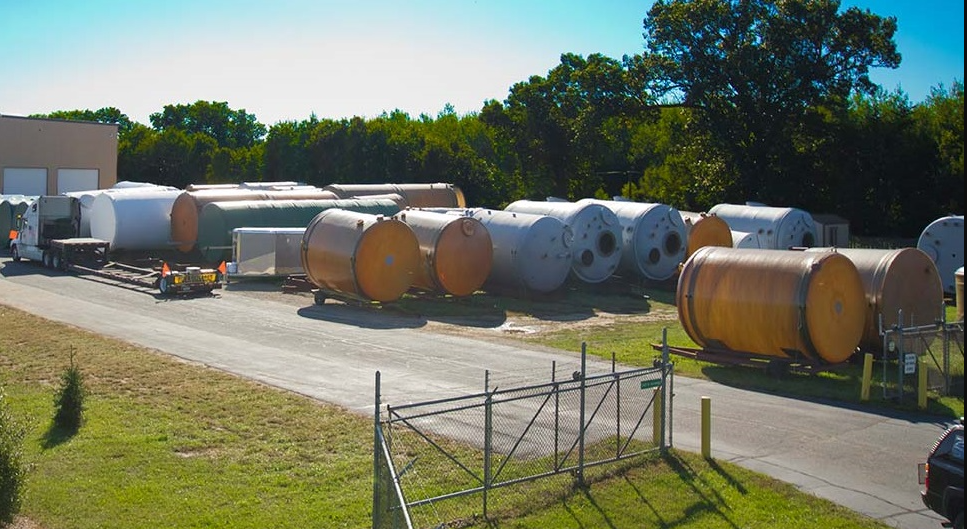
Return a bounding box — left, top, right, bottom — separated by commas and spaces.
53, 351, 86, 433
0, 385, 28, 525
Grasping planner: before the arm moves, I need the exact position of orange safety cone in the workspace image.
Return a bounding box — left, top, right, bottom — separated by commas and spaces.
217, 261, 227, 275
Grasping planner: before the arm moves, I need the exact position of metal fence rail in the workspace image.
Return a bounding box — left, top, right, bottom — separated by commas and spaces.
373, 343, 673, 529
881, 309, 964, 400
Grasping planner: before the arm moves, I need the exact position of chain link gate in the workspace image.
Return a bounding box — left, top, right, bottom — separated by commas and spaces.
373, 343, 673, 529
880, 309, 964, 401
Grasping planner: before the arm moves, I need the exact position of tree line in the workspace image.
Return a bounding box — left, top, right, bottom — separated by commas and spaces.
36, 0, 964, 238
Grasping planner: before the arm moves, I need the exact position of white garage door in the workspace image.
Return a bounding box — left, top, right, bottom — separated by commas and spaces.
2, 167, 48, 196
57, 168, 100, 194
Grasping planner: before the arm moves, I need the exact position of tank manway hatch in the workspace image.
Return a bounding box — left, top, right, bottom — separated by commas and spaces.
504, 200, 621, 284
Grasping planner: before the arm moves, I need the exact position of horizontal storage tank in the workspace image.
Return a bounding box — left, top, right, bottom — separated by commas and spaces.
197, 197, 403, 263
504, 200, 621, 284
917, 215, 964, 295
577, 199, 686, 282
1, 195, 35, 247
89, 189, 183, 251
708, 203, 817, 249
66, 184, 179, 237
230, 227, 306, 278
805, 247, 943, 353
170, 188, 341, 252
679, 211, 732, 259
463, 208, 572, 294
731, 230, 760, 249
322, 183, 465, 208
394, 209, 493, 297
301, 210, 421, 303
677, 247, 866, 364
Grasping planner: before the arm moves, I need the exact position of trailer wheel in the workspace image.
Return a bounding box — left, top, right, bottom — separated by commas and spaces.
159, 276, 170, 295
10, 245, 21, 262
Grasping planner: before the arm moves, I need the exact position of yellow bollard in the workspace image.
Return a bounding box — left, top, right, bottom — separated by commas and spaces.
861, 353, 873, 401
918, 356, 928, 410
701, 396, 711, 459
653, 388, 662, 446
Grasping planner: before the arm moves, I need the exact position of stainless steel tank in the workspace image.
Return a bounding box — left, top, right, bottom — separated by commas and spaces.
463, 208, 572, 294
504, 200, 621, 284
708, 203, 817, 249
917, 215, 964, 295
677, 247, 866, 364
805, 247, 944, 353
323, 183, 466, 208
301, 210, 421, 303
679, 211, 732, 259
394, 209, 493, 297
578, 199, 686, 282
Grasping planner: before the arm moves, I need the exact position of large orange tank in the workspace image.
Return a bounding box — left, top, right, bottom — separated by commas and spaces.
322, 183, 466, 208
805, 247, 944, 352
170, 188, 339, 252
394, 209, 493, 297
679, 211, 732, 259
301, 210, 421, 303
677, 247, 866, 364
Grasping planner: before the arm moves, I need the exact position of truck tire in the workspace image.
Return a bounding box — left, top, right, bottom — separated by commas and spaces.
52, 251, 66, 271
954, 511, 963, 529
42, 250, 52, 268
10, 245, 21, 262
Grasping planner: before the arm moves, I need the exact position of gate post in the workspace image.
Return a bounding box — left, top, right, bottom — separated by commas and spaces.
578, 343, 587, 486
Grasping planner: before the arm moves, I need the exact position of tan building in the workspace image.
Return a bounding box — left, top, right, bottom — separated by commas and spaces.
0, 114, 118, 196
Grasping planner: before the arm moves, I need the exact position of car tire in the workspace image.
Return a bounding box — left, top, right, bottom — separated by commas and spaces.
953, 511, 963, 529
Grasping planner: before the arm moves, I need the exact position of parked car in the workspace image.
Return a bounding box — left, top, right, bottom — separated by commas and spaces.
919, 418, 964, 529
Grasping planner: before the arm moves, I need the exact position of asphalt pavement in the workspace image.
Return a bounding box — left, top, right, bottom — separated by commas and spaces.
0, 258, 954, 529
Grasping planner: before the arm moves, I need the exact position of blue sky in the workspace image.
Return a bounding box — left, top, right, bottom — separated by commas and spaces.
1, 0, 963, 127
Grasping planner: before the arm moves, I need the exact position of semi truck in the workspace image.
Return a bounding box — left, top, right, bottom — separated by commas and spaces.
8, 195, 222, 296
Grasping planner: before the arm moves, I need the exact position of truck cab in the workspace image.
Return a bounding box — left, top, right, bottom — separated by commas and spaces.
10, 195, 81, 263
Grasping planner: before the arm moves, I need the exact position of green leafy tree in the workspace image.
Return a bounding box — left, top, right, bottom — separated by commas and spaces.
34, 107, 135, 135
641, 0, 901, 205
150, 100, 267, 149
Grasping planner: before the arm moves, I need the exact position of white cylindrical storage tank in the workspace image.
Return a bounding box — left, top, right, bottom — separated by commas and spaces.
731, 230, 761, 249
708, 203, 817, 249
578, 199, 686, 281
66, 184, 178, 237
89, 189, 182, 251
504, 200, 621, 284
464, 208, 572, 294
917, 215, 964, 295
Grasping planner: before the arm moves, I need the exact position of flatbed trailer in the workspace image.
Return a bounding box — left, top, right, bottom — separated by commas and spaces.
651, 343, 850, 376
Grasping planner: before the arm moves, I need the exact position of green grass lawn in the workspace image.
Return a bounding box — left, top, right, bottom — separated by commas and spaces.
1, 303, 894, 529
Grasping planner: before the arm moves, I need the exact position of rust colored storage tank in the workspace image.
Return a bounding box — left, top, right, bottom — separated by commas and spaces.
301, 210, 421, 303
679, 211, 732, 259
170, 188, 340, 252
677, 247, 866, 364
394, 209, 493, 297
956, 267, 964, 321
504, 200, 622, 284
323, 183, 466, 208
805, 247, 944, 353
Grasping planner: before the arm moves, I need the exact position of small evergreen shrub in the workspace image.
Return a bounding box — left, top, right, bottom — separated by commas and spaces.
53, 351, 86, 433
0, 385, 28, 525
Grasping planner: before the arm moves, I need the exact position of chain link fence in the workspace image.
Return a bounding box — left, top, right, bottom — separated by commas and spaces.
373, 344, 673, 529
880, 311, 964, 400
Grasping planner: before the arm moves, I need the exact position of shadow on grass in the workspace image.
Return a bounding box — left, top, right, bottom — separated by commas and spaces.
42, 421, 79, 450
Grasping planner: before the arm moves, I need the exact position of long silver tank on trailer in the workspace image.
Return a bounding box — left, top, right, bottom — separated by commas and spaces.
89, 189, 183, 251
504, 200, 621, 284
578, 198, 685, 281
65, 183, 178, 237
708, 203, 817, 249
461, 208, 572, 294
917, 215, 964, 295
